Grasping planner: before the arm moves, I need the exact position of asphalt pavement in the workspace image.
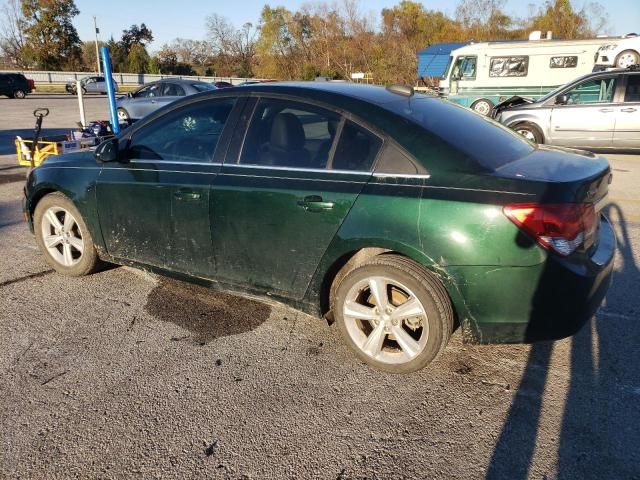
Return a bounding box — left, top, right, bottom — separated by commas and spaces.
0, 94, 638, 479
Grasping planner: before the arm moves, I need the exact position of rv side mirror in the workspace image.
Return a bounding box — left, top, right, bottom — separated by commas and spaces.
95, 137, 119, 163
555, 94, 569, 105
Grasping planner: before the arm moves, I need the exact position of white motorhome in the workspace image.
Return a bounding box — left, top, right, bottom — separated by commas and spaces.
439, 33, 608, 115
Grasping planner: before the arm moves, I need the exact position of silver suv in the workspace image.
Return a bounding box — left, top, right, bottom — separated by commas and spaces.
494, 67, 640, 150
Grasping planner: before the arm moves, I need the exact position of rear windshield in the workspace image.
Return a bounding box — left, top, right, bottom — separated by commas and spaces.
385, 97, 535, 170
191, 83, 216, 92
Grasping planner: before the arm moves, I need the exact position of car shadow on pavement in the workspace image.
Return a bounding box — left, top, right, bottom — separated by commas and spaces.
145, 276, 272, 345
485, 203, 639, 479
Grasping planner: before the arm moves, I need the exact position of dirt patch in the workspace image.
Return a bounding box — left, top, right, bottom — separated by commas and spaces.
145, 277, 272, 344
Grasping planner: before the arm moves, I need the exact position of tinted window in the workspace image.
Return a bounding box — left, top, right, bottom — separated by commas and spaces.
624, 75, 640, 102
331, 120, 382, 171
128, 98, 236, 162
163, 83, 185, 96
192, 83, 216, 92
489, 56, 528, 77
240, 98, 340, 169
565, 77, 617, 104
374, 143, 427, 175
385, 98, 535, 171
550, 56, 578, 68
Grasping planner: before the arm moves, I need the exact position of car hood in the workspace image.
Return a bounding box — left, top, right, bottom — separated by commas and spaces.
39, 149, 96, 169
491, 95, 537, 117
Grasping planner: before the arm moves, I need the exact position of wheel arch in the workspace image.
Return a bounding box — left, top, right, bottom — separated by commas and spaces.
310, 241, 468, 329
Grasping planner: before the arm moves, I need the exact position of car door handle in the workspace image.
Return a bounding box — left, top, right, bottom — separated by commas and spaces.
297, 195, 334, 212
174, 190, 201, 201
620, 107, 637, 113
598, 108, 614, 113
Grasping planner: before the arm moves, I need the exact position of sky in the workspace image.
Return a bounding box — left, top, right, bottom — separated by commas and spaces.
71, 0, 639, 52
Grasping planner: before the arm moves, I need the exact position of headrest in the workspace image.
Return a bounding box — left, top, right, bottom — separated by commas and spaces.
270, 112, 305, 150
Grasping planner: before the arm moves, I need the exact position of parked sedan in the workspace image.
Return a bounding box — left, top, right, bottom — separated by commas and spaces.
24, 83, 615, 373
494, 67, 640, 150
116, 79, 216, 122
65, 76, 118, 95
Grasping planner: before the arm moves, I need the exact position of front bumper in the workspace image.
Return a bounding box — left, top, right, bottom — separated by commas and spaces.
448, 215, 616, 344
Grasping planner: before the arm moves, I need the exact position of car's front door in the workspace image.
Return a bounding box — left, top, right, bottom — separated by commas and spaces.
210, 97, 383, 298
549, 75, 618, 148
613, 74, 640, 149
96, 96, 240, 276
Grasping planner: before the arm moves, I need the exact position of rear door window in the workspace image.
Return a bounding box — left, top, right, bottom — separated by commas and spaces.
163, 83, 186, 96
239, 98, 341, 169
331, 120, 382, 172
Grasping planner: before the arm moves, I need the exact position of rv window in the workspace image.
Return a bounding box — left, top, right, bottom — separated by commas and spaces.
451, 56, 476, 80
550, 56, 578, 68
489, 56, 529, 77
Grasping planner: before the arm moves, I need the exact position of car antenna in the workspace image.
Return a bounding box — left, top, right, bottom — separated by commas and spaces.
386, 84, 414, 97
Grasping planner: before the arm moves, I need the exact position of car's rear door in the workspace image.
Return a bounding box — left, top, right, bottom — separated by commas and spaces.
613, 73, 640, 149
549, 75, 618, 148
210, 96, 383, 298
96, 96, 241, 276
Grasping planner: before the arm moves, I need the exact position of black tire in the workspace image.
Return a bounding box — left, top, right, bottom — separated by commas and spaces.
615, 49, 640, 68
512, 122, 544, 144
333, 254, 453, 373
33, 192, 101, 277
13, 89, 26, 99
471, 98, 494, 116
117, 107, 130, 122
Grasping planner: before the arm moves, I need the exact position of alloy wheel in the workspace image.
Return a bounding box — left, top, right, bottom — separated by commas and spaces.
40, 206, 84, 267
342, 276, 429, 365
516, 128, 536, 142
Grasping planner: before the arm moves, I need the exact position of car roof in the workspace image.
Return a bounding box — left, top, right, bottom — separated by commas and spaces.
157, 78, 211, 85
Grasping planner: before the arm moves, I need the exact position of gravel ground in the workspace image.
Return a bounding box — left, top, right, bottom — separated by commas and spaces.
0, 95, 639, 479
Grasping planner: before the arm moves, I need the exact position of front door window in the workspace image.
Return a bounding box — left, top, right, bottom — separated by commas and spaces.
564, 77, 617, 105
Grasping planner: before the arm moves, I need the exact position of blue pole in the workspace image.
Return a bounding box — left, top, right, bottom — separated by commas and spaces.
100, 46, 120, 134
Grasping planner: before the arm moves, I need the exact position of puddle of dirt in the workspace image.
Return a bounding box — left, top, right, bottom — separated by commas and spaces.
0, 173, 26, 185
145, 277, 272, 344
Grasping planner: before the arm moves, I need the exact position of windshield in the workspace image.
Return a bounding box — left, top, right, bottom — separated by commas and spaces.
191, 83, 216, 92
385, 97, 535, 171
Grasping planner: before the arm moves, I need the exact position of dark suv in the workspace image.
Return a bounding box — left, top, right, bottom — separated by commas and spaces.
0, 73, 34, 98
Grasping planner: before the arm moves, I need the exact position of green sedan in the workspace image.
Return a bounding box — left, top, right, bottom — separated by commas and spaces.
23, 83, 616, 373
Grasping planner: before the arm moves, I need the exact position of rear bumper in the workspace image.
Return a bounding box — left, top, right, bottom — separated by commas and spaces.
448, 216, 616, 344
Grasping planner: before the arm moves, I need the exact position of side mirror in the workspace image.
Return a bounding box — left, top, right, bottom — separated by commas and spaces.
95, 138, 119, 163
555, 94, 569, 105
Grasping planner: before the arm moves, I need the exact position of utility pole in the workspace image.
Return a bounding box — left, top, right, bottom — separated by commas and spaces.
93, 16, 101, 75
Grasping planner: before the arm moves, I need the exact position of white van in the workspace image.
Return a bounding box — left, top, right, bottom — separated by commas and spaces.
439, 36, 608, 115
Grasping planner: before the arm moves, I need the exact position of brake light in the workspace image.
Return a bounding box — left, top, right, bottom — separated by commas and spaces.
503, 203, 597, 256
27, 79, 35, 89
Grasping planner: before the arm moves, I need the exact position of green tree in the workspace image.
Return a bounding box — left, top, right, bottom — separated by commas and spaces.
126, 43, 149, 73
19, 0, 82, 69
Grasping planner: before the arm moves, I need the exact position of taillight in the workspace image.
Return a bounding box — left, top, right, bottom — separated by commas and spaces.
504, 203, 597, 256
27, 79, 35, 89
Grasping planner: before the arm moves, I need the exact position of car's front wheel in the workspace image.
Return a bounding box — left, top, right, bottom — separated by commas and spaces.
117, 108, 130, 122
334, 254, 453, 373
34, 192, 100, 276
512, 122, 544, 144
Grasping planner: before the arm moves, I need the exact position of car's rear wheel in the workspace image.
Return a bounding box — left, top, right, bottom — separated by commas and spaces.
13, 89, 26, 99
333, 254, 453, 373
615, 50, 640, 68
512, 122, 544, 144
34, 193, 100, 276
471, 98, 494, 116
117, 108, 130, 122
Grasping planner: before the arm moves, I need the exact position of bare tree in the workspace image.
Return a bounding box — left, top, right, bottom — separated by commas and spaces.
0, 0, 26, 67
206, 13, 257, 76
